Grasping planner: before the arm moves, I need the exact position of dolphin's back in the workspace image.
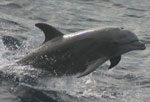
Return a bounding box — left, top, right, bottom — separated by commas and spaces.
18, 34, 99, 75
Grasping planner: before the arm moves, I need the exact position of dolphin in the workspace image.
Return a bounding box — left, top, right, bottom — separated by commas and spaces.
17, 23, 146, 77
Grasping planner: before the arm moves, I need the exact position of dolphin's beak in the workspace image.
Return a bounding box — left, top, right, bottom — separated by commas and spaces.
130, 41, 146, 50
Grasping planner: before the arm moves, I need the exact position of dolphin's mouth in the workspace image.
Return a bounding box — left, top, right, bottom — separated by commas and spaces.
129, 40, 146, 50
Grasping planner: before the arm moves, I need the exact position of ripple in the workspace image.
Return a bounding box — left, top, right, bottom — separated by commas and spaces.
123, 14, 143, 18
0, 18, 28, 32
127, 7, 147, 12
113, 3, 125, 8
140, 39, 150, 45
28, 16, 47, 22
87, 18, 111, 23
0, 3, 22, 9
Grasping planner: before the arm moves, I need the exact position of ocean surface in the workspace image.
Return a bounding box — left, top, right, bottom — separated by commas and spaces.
0, 0, 150, 102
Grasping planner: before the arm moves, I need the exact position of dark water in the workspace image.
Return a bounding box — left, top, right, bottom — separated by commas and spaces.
0, 0, 150, 102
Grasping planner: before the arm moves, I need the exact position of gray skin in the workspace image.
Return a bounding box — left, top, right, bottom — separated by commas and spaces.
17, 23, 146, 77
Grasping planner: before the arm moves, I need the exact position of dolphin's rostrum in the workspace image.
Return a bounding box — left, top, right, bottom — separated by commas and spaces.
18, 23, 146, 77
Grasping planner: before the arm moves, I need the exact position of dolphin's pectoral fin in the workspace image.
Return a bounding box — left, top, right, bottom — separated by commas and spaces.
35, 23, 64, 43
77, 57, 108, 78
109, 56, 121, 69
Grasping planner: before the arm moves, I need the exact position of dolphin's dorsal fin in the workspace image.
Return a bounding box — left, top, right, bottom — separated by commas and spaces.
109, 56, 121, 69
35, 23, 64, 43
77, 57, 108, 78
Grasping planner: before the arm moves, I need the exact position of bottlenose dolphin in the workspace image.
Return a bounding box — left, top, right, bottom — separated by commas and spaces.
17, 23, 146, 77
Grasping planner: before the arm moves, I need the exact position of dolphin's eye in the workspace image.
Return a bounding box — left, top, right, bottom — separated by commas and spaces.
120, 27, 124, 29
113, 41, 119, 45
